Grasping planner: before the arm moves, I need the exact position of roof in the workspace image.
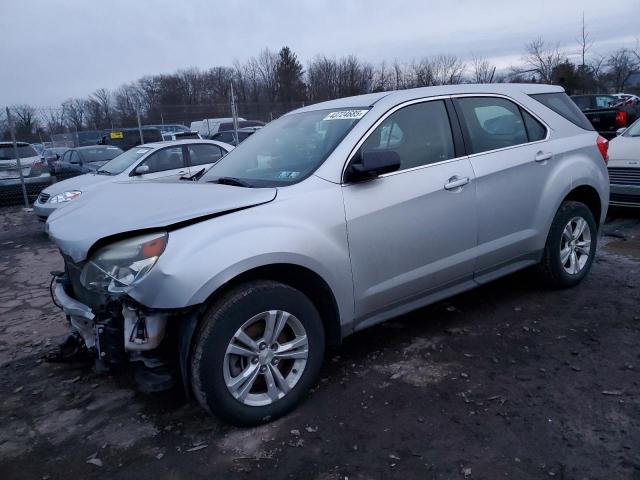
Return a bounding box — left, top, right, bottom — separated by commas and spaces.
138, 139, 235, 149
0, 142, 31, 147
73, 145, 123, 151
293, 83, 565, 114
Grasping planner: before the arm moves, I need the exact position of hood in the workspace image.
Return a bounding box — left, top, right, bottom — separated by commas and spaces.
47, 180, 277, 262
43, 172, 113, 196
608, 135, 640, 166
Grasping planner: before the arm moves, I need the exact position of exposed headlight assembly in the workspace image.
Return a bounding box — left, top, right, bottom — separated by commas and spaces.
50, 190, 82, 203
80, 232, 168, 293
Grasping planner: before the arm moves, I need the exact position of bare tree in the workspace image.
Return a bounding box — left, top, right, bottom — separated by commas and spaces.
519, 37, 565, 83
11, 104, 39, 137
432, 54, 466, 85
576, 13, 593, 69
471, 55, 496, 83
256, 48, 279, 102
62, 98, 86, 131
91, 88, 114, 128
606, 48, 639, 92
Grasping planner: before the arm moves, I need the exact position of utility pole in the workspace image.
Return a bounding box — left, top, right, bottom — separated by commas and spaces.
230, 82, 239, 145
137, 111, 144, 145
5, 107, 30, 208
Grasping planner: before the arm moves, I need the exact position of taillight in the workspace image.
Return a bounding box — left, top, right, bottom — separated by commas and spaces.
596, 135, 609, 165
615, 111, 627, 128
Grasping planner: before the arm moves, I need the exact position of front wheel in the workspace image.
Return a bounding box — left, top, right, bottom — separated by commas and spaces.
537, 201, 598, 288
190, 280, 325, 426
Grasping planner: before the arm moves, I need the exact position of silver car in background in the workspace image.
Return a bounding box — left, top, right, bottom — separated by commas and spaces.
47, 84, 609, 425
0, 142, 51, 201
33, 139, 233, 220
608, 119, 640, 207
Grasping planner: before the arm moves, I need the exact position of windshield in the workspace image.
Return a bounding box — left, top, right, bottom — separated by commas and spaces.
81, 147, 123, 163
624, 119, 640, 137
98, 147, 151, 174
0, 145, 38, 160
201, 108, 368, 187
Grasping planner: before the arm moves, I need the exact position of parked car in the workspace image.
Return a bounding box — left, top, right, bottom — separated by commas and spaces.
0, 142, 51, 200
34, 140, 232, 220
98, 128, 163, 151
47, 84, 608, 425
209, 127, 260, 146
571, 94, 637, 139
190, 117, 246, 137
53, 146, 124, 180
608, 118, 640, 207
41, 147, 71, 173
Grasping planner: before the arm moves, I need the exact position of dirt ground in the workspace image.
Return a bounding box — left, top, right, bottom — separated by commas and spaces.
1, 206, 639, 480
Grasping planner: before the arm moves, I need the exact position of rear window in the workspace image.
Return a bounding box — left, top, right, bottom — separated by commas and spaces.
0, 145, 38, 160
531, 93, 594, 131
81, 147, 123, 162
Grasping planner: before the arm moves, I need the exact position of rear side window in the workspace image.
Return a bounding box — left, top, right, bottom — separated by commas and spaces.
0, 145, 38, 159
188, 144, 225, 166
531, 93, 594, 131
455, 97, 529, 154
522, 110, 546, 142
361, 100, 455, 171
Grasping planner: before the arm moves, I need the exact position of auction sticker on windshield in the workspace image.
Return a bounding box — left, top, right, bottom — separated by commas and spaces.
323, 110, 368, 121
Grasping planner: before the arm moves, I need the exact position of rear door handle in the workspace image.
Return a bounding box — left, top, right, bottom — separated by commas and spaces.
535, 151, 553, 162
444, 176, 470, 191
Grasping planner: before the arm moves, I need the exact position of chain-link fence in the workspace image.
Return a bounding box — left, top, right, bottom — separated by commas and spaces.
0, 101, 304, 207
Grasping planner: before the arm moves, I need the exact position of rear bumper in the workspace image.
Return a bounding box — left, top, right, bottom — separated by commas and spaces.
0, 174, 52, 194
610, 183, 640, 207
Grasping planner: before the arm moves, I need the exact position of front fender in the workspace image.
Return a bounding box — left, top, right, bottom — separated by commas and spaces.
128, 177, 354, 325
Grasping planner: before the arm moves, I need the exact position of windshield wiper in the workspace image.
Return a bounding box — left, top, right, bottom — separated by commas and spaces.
212, 176, 253, 187
96, 169, 112, 175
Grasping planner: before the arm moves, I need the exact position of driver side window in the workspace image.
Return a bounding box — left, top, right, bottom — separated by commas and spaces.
139, 147, 185, 173
361, 100, 455, 171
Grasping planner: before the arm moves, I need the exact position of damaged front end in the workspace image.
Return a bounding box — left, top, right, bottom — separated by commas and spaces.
50, 231, 196, 393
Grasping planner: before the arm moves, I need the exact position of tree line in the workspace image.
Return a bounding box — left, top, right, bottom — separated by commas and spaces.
2, 25, 640, 142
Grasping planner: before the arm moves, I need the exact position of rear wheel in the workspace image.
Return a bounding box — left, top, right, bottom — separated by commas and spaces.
537, 201, 598, 288
190, 280, 324, 426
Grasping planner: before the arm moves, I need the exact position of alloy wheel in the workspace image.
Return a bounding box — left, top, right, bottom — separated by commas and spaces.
223, 310, 309, 406
560, 216, 592, 275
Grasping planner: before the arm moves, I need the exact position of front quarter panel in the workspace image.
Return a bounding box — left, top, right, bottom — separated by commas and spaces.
128, 176, 354, 324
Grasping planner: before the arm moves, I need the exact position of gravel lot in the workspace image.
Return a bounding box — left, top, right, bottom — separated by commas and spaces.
1, 206, 639, 480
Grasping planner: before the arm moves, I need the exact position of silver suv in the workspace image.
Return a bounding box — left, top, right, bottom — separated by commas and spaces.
47, 84, 609, 425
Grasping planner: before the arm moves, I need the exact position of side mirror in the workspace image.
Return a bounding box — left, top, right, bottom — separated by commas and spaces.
616, 127, 626, 136
55, 154, 61, 159
134, 164, 150, 175
347, 149, 401, 182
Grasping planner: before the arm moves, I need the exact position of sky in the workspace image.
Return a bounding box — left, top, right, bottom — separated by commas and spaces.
0, 0, 638, 107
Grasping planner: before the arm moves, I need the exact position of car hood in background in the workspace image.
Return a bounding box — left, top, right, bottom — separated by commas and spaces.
608, 135, 640, 165
47, 180, 277, 262
43, 172, 115, 196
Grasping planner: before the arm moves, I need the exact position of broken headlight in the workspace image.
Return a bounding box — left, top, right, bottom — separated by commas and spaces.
80, 232, 168, 293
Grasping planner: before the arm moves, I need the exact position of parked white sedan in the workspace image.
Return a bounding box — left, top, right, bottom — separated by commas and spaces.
33, 139, 233, 220
608, 119, 640, 207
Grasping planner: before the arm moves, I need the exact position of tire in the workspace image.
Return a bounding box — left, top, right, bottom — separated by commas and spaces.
190, 280, 325, 426
537, 201, 598, 289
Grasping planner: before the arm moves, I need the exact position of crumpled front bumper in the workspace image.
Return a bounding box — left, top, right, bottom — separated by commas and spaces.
52, 276, 170, 360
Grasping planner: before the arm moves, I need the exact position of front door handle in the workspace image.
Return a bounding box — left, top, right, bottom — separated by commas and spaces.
444, 176, 470, 191
535, 151, 553, 162
178, 170, 187, 174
